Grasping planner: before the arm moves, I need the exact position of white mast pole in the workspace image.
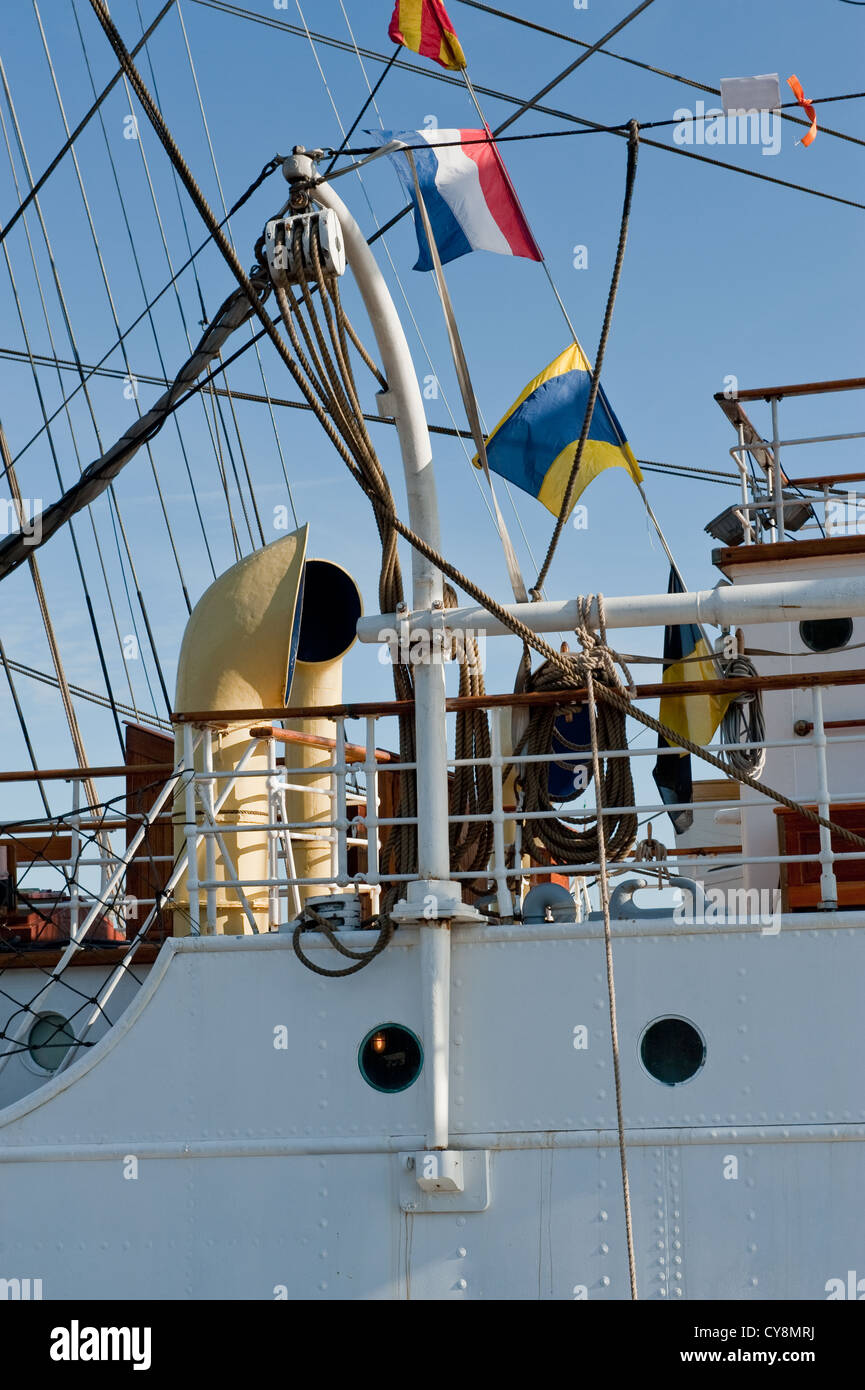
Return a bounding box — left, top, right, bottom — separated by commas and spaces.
290, 156, 481, 1154
306, 167, 452, 886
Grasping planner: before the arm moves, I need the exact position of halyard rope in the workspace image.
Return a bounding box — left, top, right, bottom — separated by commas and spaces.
531, 121, 640, 598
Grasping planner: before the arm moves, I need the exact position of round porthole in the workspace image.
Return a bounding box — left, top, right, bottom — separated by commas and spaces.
358, 1023, 423, 1093
640, 1016, 705, 1086
27, 1013, 74, 1073
800, 617, 853, 653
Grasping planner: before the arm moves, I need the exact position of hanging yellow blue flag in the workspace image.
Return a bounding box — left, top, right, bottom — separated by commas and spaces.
475, 342, 642, 517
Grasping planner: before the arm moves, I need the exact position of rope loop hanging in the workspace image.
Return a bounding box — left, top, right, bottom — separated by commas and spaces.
721, 653, 766, 778
292, 906, 394, 977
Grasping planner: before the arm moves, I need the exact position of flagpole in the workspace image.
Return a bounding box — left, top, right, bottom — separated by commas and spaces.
458, 68, 581, 347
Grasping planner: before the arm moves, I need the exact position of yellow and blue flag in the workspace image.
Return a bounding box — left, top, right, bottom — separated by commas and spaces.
652, 568, 729, 832
476, 342, 642, 517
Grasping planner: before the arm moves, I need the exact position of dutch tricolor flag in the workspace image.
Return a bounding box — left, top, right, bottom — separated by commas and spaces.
373, 128, 543, 270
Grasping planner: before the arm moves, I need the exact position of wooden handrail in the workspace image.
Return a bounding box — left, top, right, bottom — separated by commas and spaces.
0, 763, 175, 784
716, 377, 865, 403
789, 472, 865, 488
171, 666, 865, 725
2, 669, 862, 783
247, 726, 397, 763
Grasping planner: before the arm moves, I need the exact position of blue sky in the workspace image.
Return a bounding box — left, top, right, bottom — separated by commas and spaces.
0, 0, 862, 841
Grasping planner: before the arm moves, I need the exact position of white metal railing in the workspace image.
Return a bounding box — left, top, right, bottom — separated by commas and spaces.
165, 682, 863, 933
4, 683, 864, 1082
4, 683, 862, 948
727, 387, 865, 545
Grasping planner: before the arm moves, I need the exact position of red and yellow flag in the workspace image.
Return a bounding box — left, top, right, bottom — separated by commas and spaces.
388, 0, 467, 71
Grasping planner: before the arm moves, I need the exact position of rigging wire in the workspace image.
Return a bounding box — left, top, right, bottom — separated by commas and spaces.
332, 98, 865, 157
0, 633, 54, 819
532, 122, 639, 596
1, 654, 172, 731
493, 0, 658, 136
0, 421, 105, 835
0, 344, 742, 486
0, 97, 134, 745
0, 152, 283, 482
0, 0, 176, 248
0, 269, 273, 585
128, 3, 262, 553
0, 54, 168, 718
187, 0, 865, 213
68, 0, 220, 582
452, 0, 865, 150
173, 0, 296, 533
33, 0, 194, 615
324, 44, 402, 177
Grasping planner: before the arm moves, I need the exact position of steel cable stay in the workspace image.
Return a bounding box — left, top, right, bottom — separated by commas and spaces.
332, 92, 865, 160
126, 0, 265, 552
68, 0, 221, 582
451, 0, 865, 150
171, 0, 301, 531
0, 269, 274, 584
0, 0, 177, 249
0, 111, 135, 746
1, 654, 172, 730
0, 346, 744, 486
32, 0, 195, 616
0, 424, 104, 860
0, 153, 286, 495
0, 56, 167, 719
0, 130, 135, 750
0, 634, 54, 820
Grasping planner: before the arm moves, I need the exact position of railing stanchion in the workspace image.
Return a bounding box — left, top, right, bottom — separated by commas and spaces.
771, 397, 785, 541
267, 736, 279, 931
364, 715, 381, 915
491, 708, 513, 918
812, 687, 838, 909
201, 727, 218, 935
69, 777, 81, 942
335, 718, 348, 887
183, 723, 201, 936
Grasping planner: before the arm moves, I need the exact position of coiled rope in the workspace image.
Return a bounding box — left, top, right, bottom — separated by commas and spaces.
721, 654, 766, 778
514, 597, 639, 867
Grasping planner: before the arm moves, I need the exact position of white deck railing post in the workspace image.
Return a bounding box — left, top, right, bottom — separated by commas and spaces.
811, 686, 838, 910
